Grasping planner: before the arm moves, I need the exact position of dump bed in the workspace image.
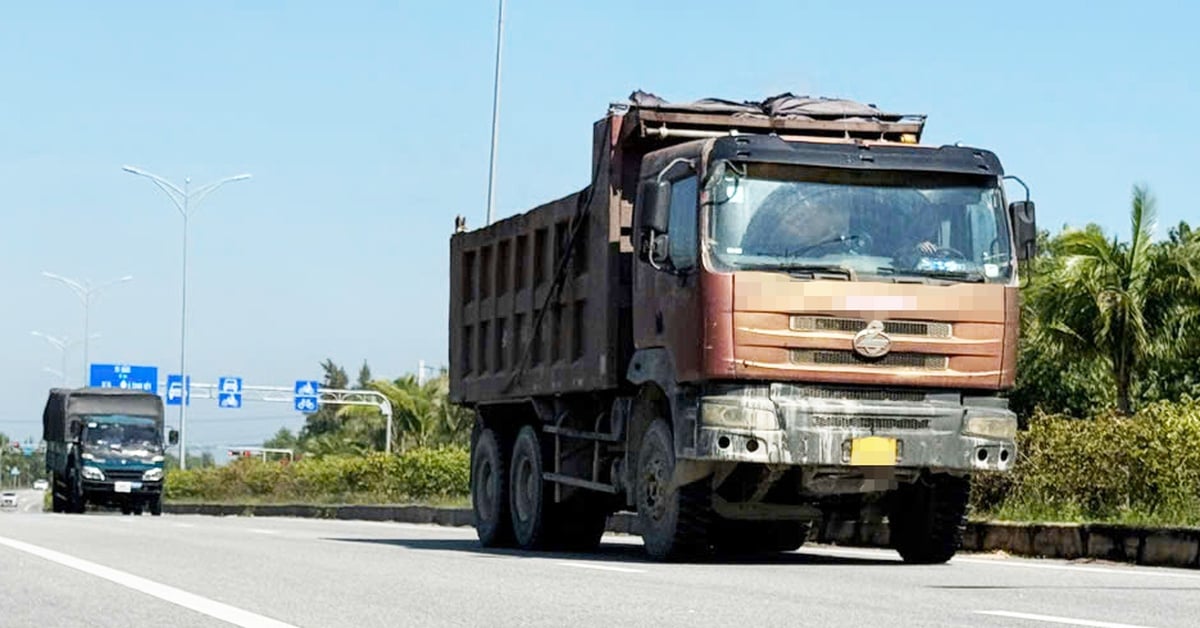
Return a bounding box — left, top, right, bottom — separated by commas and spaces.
447, 91, 928, 405
42, 387, 165, 442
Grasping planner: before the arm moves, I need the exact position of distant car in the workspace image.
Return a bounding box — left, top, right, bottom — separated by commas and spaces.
0, 492, 17, 508
33, 479, 49, 491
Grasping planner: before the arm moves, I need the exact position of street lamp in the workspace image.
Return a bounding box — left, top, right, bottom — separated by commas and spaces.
41, 272, 131, 381
485, 0, 506, 225
123, 165, 251, 470
31, 331, 100, 386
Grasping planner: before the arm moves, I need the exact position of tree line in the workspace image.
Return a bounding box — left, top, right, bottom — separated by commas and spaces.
1013, 184, 1200, 418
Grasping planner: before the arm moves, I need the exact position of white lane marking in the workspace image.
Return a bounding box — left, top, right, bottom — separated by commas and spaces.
801, 545, 1200, 581
554, 561, 645, 574
0, 535, 297, 628
248, 529, 280, 535
975, 610, 1155, 627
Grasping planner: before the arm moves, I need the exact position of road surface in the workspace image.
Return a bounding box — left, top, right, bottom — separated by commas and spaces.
0, 510, 1196, 627
0, 489, 44, 514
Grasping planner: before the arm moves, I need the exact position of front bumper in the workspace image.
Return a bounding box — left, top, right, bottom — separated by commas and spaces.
83, 477, 163, 496
681, 384, 1017, 473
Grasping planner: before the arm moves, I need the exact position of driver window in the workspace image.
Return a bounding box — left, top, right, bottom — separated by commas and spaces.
668, 176, 698, 269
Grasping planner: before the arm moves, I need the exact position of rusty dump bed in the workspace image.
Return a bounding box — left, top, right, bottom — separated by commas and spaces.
448, 91, 932, 405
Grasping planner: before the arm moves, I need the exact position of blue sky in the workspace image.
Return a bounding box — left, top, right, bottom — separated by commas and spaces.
1, 1, 1196, 452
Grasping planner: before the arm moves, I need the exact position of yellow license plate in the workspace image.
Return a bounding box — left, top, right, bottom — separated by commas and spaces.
849, 437, 897, 466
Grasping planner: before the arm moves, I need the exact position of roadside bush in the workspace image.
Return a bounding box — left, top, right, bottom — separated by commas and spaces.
165, 446, 469, 504
972, 400, 1200, 526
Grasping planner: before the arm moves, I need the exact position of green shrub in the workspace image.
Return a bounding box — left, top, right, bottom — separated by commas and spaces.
165, 446, 470, 505
973, 400, 1200, 526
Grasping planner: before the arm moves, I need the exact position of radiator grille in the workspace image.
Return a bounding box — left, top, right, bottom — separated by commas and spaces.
790, 316, 952, 338
791, 349, 949, 370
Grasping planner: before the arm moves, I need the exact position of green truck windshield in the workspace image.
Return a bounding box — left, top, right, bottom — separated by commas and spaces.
82, 414, 161, 451
707, 165, 1013, 283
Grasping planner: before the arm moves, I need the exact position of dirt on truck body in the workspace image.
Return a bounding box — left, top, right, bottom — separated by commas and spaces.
448, 90, 1038, 562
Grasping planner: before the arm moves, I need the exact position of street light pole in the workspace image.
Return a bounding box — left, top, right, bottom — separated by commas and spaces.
123, 165, 251, 470
32, 331, 100, 387
485, 0, 506, 225
41, 273, 131, 382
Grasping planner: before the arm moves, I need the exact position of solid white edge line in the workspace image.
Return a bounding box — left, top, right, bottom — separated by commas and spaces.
975, 610, 1155, 628
0, 535, 297, 628
554, 561, 646, 574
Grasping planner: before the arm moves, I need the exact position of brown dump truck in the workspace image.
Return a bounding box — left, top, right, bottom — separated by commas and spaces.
448, 91, 1037, 563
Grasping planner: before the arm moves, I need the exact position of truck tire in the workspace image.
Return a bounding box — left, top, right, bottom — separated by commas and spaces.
149, 494, 163, 516
509, 425, 554, 549
471, 427, 514, 547
714, 520, 810, 555
636, 418, 713, 561
67, 466, 86, 514
888, 473, 970, 564
51, 474, 65, 513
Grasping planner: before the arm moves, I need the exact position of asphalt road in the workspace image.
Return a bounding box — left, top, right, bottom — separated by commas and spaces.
0, 489, 44, 514
0, 510, 1197, 628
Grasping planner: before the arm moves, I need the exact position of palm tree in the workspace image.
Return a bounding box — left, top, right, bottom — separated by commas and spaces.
1033, 184, 1193, 414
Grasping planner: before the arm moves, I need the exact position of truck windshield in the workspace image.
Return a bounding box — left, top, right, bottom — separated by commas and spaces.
706, 164, 1013, 283
82, 415, 161, 451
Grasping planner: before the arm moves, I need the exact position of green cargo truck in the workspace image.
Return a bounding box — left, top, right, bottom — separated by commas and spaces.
43, 387, 177, 515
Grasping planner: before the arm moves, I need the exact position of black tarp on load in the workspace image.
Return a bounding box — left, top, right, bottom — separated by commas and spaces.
42, 387, 164, 442
627, 90, 903, 121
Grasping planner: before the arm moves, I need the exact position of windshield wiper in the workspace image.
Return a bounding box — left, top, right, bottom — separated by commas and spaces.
877, 266, 984, 283
771, 262, 855, 280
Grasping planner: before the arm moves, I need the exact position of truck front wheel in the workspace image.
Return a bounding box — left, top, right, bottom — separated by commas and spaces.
636, 418, 713, 561
66, 467, 86, 514
888, 473, 970, 564
149, 493, 163, 516
471, 427, 513, 547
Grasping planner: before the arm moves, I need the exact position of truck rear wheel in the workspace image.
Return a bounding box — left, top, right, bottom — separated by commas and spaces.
509, 425, 554, 549
888, 473, 970, 564
636, 418, 713, 561
471, 427, 513, 547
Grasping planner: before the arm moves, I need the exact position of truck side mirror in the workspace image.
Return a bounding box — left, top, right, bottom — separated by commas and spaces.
1010, 200, 1037, 261
168, 429, 179, 446
638, 179, 671, 234
70, 420, 82, 438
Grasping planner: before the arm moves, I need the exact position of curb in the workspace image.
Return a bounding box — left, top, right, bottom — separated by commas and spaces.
164, 503, 1200, 569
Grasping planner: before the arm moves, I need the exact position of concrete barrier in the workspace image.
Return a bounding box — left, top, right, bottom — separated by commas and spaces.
165, 503, 1200, 569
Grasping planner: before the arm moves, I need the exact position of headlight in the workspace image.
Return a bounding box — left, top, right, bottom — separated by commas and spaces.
700, 399, 779, 430
81, 466, 105, 481
143, 468, 164, 482
964, 415, 1017, 440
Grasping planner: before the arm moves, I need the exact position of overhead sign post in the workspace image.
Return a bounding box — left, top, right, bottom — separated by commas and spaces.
218, 376, 243, 409
294, 380, 320, 413
165, 374, 191, 406
89, 364, 159, 393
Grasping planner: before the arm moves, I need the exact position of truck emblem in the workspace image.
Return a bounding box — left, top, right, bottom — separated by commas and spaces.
853, 320, 892, 359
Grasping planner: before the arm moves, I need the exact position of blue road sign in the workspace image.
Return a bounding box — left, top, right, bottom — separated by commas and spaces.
293, 379, 320, 413
219, 377, 243, 394
218, 392, 243, 409
165, 374, 191, 406
89, 364, 159, 393
294, 395, 319, 413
